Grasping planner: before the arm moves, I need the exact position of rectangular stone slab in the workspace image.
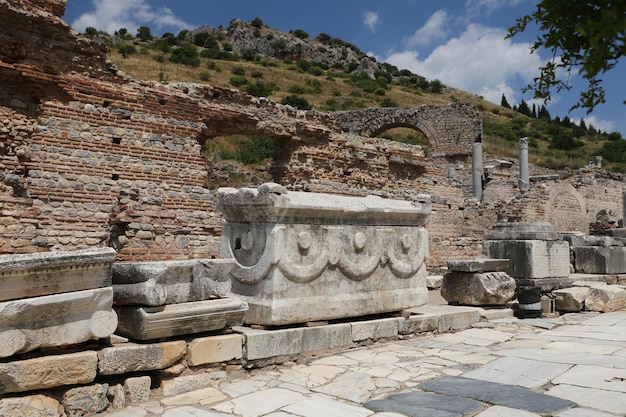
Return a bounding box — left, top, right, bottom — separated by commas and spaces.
115, 297, 248, 340
112, 259, 235, 306
0, 248, 116, 302
0, 288, 118, 358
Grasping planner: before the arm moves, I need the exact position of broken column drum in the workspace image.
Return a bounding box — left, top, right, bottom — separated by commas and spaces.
218, 183, 432, 325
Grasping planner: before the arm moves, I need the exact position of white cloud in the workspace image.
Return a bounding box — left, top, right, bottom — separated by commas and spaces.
386, 23, 544, 105
466, 0, 526, 18
363, 11, 380, 33
71, 0, 190, 35
582, 115, 614, 133
405, 10, 450, 47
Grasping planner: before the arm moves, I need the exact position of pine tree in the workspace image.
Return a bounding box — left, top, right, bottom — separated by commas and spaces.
500, 94, 511, 109
538, 105, 551, 121
516, 100, 532, 117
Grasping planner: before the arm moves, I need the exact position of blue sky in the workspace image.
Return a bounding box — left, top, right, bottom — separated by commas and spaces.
63, 0, 625, 136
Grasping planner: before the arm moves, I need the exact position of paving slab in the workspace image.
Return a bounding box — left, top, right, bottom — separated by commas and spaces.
553, 364, 626, 392
462, 356, 572, 388
366, 391, 484, 416
312, 371, 377, 402
162, 407, 233, 417
211, 388, 306, 417
474, 405, 540, 417
547, 384, 626, 415
283, 393, 373, 417
496, 347, 626, 368
556, 408, 619, 417
419, 376, 575, 413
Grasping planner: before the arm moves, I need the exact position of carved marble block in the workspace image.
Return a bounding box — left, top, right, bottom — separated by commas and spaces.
112, 259, 247, 340
112, 259, 235, 306
218, 183, 431, 325
0, 248, 116, 302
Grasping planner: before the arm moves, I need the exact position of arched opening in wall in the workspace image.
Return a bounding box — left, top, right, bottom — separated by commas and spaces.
375, 127, 431, 157
546, 183, 588, 234
200, 134, 278, 189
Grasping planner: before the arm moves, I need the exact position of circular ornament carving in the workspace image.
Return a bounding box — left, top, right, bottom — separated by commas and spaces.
354, 232, 366, 251
401, 234, 412, 252
297, 231, 312, 251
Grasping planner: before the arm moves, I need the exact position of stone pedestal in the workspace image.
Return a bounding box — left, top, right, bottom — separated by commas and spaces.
0, 249, 117, 358
112, 259, 247, 340
218, 183, 431, 325
442, 259, 515, 306
485, 222, 570, 290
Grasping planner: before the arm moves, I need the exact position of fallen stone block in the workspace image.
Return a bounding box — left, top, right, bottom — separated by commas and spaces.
115, 297, 247, 340
97, 341, 186, 375
426, 275, 443, 289
441, 271, 516, 306
574, 246, 626, 274
0, 287, 117, 358
585, 285, 626, 312
553, 287, 589, 312
187, 334, 243, 366
112, 259, 235, 306
62, 383, 110, 417
0, 247, 115, 302
0, 351, 97, 394
0, 395, 65, 417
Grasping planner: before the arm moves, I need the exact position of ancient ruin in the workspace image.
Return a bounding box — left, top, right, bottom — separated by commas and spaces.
2, 0, 626, 415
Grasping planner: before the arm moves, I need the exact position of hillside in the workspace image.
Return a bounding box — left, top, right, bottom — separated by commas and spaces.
91, 18, 625, 172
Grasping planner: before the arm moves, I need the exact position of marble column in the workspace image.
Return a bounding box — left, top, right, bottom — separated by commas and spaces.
472, 142, 483, 199
519, 137, 529, 193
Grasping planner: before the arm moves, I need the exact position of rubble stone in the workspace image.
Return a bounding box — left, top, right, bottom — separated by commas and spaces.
62, 384, 110, 417
553, 287, 589, 312
585, 285, 626, 312
123, 376, 151, 404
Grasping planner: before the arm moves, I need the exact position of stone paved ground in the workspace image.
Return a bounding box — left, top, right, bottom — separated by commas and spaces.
95, 308, 626, 417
